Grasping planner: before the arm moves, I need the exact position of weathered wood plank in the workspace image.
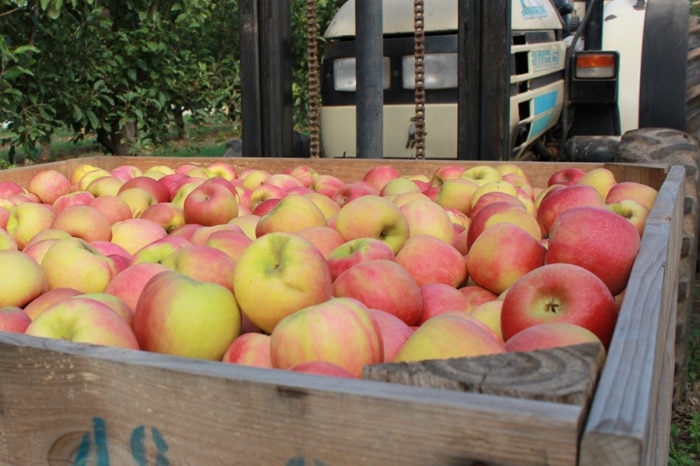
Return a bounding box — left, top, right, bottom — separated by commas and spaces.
580, 164, 684, 465
363, 342, 605, 406
0, 332, 584, 466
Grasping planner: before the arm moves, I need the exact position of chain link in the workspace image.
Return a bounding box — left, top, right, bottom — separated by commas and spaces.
413, 0, 426, 159
306, 0, 321, 158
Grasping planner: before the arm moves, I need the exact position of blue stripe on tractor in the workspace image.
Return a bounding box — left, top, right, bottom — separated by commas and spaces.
534, 91, 557, 114
529, 90, 558, 138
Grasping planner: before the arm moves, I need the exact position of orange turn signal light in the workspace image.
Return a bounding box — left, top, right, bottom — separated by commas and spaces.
575, 53, 617, 79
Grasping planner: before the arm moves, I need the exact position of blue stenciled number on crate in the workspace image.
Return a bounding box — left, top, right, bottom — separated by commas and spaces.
73, 417, 109, 466
131, 425, 170, 466
72, 417, 169, 466
286, 456, 328, 466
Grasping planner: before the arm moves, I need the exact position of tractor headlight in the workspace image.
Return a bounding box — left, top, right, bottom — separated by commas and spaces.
333, 57, 391, 92
402, 53, 458, 90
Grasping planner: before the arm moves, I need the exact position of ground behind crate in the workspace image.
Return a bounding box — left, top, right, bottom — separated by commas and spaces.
669, 279, 700, 462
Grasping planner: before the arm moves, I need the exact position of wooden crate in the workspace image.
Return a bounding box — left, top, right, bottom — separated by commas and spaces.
0, 157, 684, 465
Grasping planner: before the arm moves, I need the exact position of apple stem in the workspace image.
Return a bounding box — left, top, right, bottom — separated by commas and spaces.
546, 301, 560, 313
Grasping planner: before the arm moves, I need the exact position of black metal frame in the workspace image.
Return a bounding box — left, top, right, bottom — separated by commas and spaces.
239, 0, 293, 157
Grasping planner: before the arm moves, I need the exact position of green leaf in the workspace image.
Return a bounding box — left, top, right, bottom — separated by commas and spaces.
85, 110, 99, 129
1, 88, 22, 98
13, 45, 40, 55
127, 69, 137, 81
3, 66, 34, 81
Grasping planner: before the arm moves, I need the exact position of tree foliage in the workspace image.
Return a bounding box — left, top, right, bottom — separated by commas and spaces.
1, 0, 343, 159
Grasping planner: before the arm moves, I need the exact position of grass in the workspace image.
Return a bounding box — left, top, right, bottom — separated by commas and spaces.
0, 119, 239, 166
669, 283, 700, 465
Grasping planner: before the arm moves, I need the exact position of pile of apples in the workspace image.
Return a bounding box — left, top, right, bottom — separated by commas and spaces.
0, 159, 657, 379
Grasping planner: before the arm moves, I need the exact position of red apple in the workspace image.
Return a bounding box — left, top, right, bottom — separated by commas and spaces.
536, 184, 606, 237
288, 361, 357, 378
367, 308, 414, 363
183, 180, 239, 226
504, 322, 605, 354
500, 263, 618, 348
325, 237, 397, 282
418, 283, 470, 325
395, 235, 467, 288
0, 306, 32, 333
545, 206, 641, 296
118, 175, 170, 203
466, 223, 546, 295
459, 285, 499, 312
547, 167, 586, 187
362, 165, 401, 191
333, 259, 422, 325
222, 333, 273, 368
104, 262, 170, 312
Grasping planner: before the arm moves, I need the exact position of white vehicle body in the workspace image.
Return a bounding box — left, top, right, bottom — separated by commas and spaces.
319, 0, 646, 159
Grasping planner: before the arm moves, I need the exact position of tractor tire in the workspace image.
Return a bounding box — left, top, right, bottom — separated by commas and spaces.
687, 15, 700, 138
685, 16, 700, 137
616, 127, 700, 404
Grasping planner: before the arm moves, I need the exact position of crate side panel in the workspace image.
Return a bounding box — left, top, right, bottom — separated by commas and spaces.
580, 165, 684, 465
0, 333, 583, 466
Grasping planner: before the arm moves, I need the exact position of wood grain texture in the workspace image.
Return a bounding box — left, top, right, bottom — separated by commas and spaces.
363, 343, 605, 406
0, 333, 584, 466
580, 164, 684, 466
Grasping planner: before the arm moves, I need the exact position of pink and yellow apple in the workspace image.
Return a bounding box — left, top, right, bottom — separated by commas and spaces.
110, 218, 168, 256
255, 194, 327, 236
393, 314, 505, 362
333, 195, 409, 254
23, 287, 82, 320
6, 202, 55, 250
233, 232, 333, 333
41, 237, 119, 293
269, 297, 383, 377
50, 204, 113, 243
466, 223, 546, 295
605, 181, 658, 211
27, 169, 72, 205
222, 333, 273, 368
25, 297, 139, 349
399, 198, 454, 243
133, 270, 241, 360
161, 244, 236, 292
0, 250, 49, 308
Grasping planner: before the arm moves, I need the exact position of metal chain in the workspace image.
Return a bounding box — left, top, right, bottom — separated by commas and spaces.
413, 0, 426, 159
306, 0, 321, 158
